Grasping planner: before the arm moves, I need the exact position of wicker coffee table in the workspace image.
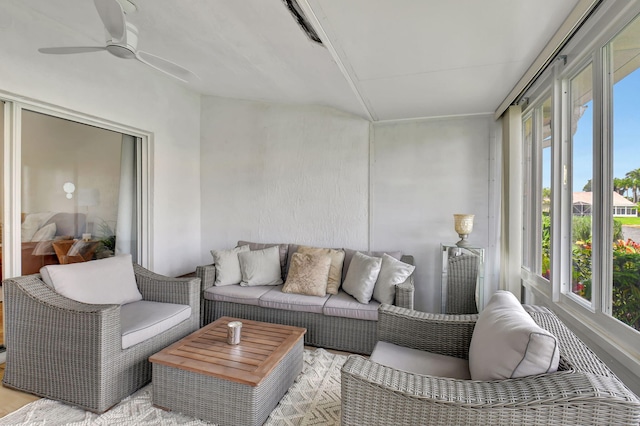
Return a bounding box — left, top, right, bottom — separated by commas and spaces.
149, 316, 306, 426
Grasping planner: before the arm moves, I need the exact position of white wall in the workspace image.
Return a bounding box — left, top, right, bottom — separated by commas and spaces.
0, 2, 201, 276
200, 97, 499, 312
200, 97, 371, 263
371, 115, 497, 312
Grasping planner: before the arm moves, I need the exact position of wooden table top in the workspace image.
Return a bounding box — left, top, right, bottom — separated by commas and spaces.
149, 317, 306, 387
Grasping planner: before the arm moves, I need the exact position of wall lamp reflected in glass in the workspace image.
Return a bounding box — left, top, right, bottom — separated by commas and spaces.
63, 181, 76, 199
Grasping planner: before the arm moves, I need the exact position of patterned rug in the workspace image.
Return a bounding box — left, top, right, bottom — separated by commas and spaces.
0, 348, 347, 425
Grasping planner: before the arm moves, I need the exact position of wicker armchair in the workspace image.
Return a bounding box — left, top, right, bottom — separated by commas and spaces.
446, 253, 479, 314
341, 304, 640, 425
2, 264, 200, 413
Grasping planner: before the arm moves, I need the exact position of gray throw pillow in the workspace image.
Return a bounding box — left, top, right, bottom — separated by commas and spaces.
211, 245, 250, 286
468, 290, 560, 380
238, 245, 283, 286
342, 251, 382, 304
372, 254, 415, 305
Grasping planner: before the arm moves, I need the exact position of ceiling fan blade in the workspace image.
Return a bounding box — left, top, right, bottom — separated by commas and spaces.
38, 46, 107, 55
136, 50, 198, 83
94, 0, 126, 40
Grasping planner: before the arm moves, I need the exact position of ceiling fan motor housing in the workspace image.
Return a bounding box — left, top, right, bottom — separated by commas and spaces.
106, 21, 138, 59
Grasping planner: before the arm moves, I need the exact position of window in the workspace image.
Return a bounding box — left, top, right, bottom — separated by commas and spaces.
521, 3, 640, 342
569, 64, 594, 303
610, 14, 640, 331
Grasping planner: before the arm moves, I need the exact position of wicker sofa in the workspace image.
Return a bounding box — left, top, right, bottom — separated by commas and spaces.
341, 303, 640, 425
197, 242, 414, 355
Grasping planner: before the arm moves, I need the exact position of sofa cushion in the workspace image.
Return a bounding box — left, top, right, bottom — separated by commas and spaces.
237, 241, 289, 279
323, 291, 379, 321
238, 245, 284, 286
258, 285, 330, 313
40, 254, 143, 305
469, 290, 560, 381
342, 249, 402, 282
371, 341, 471, 380
342, 252, 382, 304
211, 245, 250, 286
204, 284, 275, 306
372, 254, 416, 304
121, 300, 191, 349
297, 246, 346, 294
282, 252, 332, 297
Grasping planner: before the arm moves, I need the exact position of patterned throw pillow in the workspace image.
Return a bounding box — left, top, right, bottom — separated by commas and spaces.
297, 246, 345, 294
282, 252, 332, 297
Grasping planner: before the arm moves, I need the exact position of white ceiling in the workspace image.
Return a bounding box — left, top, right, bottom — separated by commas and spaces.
7, 0, 580, 121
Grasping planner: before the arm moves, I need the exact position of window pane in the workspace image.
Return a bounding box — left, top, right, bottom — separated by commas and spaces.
541, 97, 552, 280
570, 64, 593, 302
611, 16, 640, 331
20, 111, 137, 275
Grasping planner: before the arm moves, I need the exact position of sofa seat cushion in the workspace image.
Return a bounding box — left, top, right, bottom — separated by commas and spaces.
323, 291, 379, 321
370, 341, 471, 380
203, 284, 274, 306
258, 285, 330, 313
121, 300, 192, 349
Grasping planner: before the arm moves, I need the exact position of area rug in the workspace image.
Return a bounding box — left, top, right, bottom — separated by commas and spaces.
0, 348, 347, 425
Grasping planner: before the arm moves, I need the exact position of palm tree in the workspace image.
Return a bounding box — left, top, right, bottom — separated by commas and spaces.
625, 168, 640, 203
614, 177, 632, 198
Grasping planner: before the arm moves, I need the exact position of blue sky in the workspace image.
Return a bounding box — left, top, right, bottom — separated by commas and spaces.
571, 69, 640, 192
541, 69, 640, 191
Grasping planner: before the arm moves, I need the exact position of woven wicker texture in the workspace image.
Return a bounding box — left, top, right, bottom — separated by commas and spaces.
2, 264, 201, 413
153, 340, 303, 426
197, 255, 414, 355
446, 253, 479, 314
341, 304, 640, 425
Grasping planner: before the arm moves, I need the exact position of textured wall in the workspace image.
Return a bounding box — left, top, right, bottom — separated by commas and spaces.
0, 2, 201, 276
371, 115, 496, 312
200, 97, 371, 265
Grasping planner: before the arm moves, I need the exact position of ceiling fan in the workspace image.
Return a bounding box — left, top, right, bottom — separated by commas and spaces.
38, 0, 197, 83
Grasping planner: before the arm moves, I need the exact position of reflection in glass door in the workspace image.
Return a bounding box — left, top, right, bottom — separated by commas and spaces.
19, 110, 138, 275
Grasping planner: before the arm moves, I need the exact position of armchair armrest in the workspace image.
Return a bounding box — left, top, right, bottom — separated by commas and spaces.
133, 264, 200, 308
394, 255, 415, 309
341, 355, 640, 426
195, 263, 216, 291
377, 304, 477, 358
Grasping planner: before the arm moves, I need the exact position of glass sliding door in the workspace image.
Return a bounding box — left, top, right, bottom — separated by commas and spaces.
19, 110, 139, 275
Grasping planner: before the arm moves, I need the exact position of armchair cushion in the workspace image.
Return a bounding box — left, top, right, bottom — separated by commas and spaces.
121, 300, 192, 349
370, 341, 471, 380
40, 254, 143, 305
469, 291, 559, 380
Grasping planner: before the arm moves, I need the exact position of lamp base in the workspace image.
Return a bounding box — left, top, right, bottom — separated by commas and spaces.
456, 235, 471, 247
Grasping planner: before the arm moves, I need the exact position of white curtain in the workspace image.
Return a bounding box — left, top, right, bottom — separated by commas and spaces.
115, 135, 137, 258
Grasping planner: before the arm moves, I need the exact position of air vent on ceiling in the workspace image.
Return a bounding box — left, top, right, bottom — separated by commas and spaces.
283, 0, 323, 46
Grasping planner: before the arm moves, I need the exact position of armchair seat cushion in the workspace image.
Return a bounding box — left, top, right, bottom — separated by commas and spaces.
323, 291, 379, 321
203, 284, 273, 306
370, 341, 471, 380
121, 300, 192, 349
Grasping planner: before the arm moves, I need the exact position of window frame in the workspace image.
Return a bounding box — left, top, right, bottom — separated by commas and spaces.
1, 94, 154, 277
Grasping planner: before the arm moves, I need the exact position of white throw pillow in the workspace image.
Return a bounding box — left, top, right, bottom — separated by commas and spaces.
40, 254, 143, 305
468, 290, 560, 381
238, 245, 283, 286
342, 251, 382, 304
31, 222, 57, 242
372, 254, 415, 305
211, 245, 250, 286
